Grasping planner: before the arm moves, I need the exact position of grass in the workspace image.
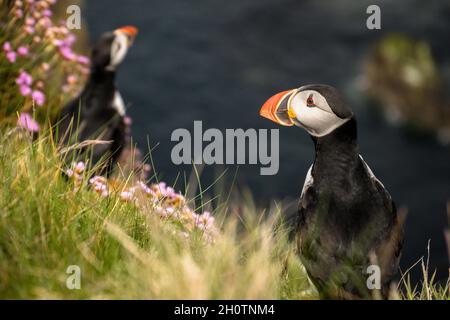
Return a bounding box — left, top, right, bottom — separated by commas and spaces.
0, 129, 314, 299
0, 129, 448, 300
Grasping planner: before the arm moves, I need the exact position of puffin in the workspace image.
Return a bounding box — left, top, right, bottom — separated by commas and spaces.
56, 26, 138, 175
259, 84, 404, 299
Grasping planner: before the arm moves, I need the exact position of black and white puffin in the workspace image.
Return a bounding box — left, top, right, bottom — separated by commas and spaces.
260, 84, 404, 299
56, 26, 138, 175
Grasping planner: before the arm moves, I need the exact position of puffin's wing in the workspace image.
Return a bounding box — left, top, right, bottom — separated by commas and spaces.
297, 165, 314, 231
300, 165, 314, 202
359, 155, 394, 212
359, 155, 404, 289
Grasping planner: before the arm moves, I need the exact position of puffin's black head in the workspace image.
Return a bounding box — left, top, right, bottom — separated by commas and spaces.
259, 84, 354, 137
91, 26, 138, 71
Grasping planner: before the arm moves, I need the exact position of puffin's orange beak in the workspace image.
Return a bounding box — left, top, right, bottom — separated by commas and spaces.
259, 90, 295, 126
115, 25, 139, 45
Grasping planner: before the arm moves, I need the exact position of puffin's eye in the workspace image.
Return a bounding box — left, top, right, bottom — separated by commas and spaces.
306, 95, 315, 107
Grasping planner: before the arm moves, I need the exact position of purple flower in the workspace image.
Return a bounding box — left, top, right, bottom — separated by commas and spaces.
17, 113, 40, 132
2, 42, 11, 52
31, 90, 45, 106
6, 51, 16, 63
17, 46, 29, 56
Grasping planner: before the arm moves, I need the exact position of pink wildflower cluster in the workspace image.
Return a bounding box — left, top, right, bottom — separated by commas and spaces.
16, 112, 40, 132
65, 161, 86, 186
121, 181, 218, 242
2, 41, 28, 63
2, 0, 90, 116
15, 70, 45, 106
64, 162, 218, 242
89, 176, 109, 197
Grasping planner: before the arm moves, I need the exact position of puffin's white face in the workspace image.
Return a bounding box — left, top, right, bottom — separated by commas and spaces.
259, 85, 353, 137
107, 32, 129, 70
288, 89, 349, 137
106, 26, 138, 71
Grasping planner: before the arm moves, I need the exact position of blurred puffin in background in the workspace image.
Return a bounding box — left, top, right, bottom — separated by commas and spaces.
260, 84, 404, 299
56, 25, 138, 175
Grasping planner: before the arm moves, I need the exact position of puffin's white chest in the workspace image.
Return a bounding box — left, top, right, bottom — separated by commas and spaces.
112, 91, 126, 116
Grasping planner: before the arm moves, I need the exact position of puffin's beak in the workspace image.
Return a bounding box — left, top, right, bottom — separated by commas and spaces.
115, 25, 139, 46
259, 90, 296, 126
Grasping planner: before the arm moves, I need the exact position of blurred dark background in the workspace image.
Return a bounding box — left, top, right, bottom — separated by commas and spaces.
84, 0, 450, 281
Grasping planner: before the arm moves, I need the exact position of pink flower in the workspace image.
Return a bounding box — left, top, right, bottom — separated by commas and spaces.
40, 63, 50, 72
53, 39, 63, 47
62, 84, 71, 93
64, 34, 76, 47
124, 116, 133, 126
36, 81, 44, 89
25, 17, 35, 26
24, 26, 35, 34
38, 17, 52, 28
136, 181, 155, 196
67, 75, 77, 84
80, 67, 90, 75
2, 42, 11, 52
42, 9, 52, 17
60, 46, 76, 61
16, 71, 33, 86
120, 190, 135, 202
77, 55, 90, 65
66, 169, 74, 178
17, 46, 28, 56
20, 85, 31, 96
6, 51, 16, 63
17, 113, 40, 132
31, 90, 45, 106
74, 162, 85, 174
15, 9, 23, 18
89, 176, 109, 197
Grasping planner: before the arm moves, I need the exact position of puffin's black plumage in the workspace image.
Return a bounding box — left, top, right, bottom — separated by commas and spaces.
260, 84, 404, 299
56, 26, 138, 176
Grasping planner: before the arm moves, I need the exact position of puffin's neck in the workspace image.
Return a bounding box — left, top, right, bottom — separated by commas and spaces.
311, 117, 360, 184
88, 67, 116, 89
